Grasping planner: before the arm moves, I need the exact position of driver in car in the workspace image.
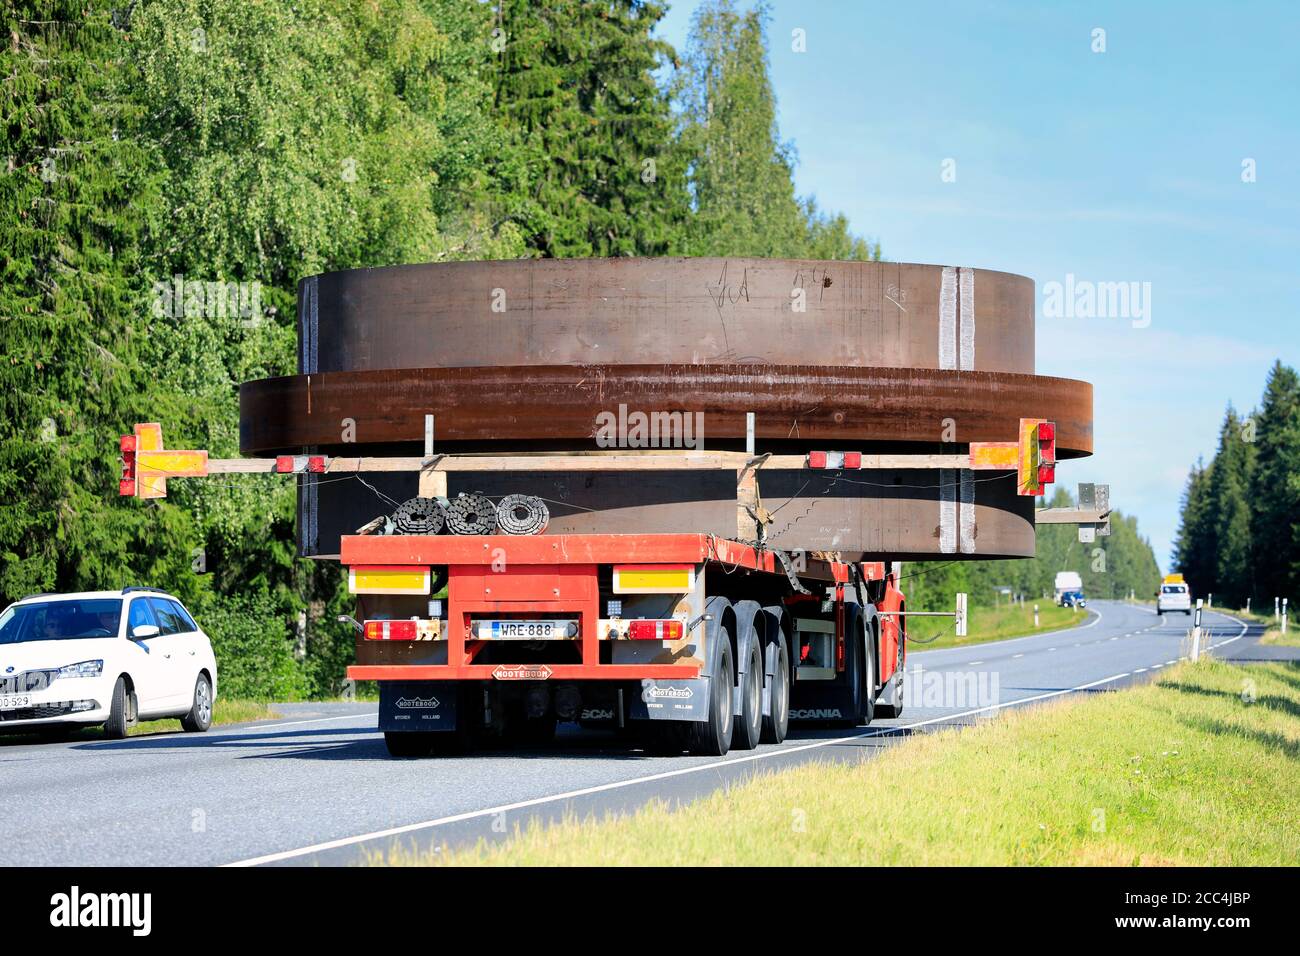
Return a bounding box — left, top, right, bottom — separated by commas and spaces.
41, 609, 67, 640
95, 607, 121, 636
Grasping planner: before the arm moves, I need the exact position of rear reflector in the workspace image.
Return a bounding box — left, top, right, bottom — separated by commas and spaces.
627, 619, 685, 641
807, 451, 861, 469
612, 565, 695, 594
364, 620, 418, 641
348, 565, 432, 595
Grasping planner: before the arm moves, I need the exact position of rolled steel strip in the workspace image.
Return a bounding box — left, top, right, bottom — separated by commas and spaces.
446, 492, 498, 536
390, 496, 445, 536
496, 494, 550, 536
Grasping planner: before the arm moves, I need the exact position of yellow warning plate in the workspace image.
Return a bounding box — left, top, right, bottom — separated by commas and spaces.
348, 565, 431, 595
612, 565, 695, 594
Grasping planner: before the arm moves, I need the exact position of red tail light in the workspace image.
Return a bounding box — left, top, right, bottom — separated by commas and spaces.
364, 620, 418, 641
843, 451, 862, 469
627, 619, 685, 641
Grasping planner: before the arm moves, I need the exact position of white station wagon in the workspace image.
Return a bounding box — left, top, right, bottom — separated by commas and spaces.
0, 588, 217, 739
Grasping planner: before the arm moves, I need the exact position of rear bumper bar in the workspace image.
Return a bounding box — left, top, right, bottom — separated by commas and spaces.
349, 663, 701, 681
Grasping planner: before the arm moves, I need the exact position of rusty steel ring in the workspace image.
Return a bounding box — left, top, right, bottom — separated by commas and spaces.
239, 364, 1091, 456
247, 258, 1094, 559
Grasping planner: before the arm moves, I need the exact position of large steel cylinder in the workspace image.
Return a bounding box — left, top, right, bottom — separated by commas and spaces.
238, 258, 1093, 560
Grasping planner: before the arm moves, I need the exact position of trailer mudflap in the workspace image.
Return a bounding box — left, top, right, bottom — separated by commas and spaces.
628, 677, 710, 722
379, 681, 459, 732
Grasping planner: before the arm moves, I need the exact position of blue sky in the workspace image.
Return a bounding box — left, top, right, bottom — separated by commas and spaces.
654, 0, 1300, 569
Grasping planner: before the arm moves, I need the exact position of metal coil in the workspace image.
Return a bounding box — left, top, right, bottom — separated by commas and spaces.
495, 494, 550, 536
391, 496, 445, 536
446, 492, 498, 535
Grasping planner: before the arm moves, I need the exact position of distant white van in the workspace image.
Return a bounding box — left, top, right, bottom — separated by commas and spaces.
1157, 582, 1192, 615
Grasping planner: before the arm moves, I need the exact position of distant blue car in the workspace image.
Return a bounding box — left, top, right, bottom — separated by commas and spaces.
1061, 590, 1087, 608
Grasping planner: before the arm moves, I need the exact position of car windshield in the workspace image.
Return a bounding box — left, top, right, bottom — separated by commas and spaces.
0, 599, 123, 644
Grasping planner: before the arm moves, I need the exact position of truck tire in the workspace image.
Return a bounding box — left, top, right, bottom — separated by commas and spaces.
875, 667, 904, 719
689, 634, 734, 757
857, 622, 876, 727
731, 639, 763, 751
760, 633, 790, 744
384, 731, 435, 758
103, 677, 131, 740
180, 673, 213, 733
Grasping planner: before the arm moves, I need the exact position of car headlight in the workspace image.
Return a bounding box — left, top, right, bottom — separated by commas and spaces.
56, 660, 104, 679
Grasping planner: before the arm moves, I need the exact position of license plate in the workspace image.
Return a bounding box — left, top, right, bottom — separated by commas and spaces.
0, 695, 31, 711
475, 620, 576, 640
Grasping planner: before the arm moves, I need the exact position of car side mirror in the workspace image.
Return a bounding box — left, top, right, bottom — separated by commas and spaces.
131, 624, 160, 639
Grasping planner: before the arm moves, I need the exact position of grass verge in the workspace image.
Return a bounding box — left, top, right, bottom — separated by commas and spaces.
378, 660, 1300, 866
910, 601, 1085, 652
1261, 628, 1300, 648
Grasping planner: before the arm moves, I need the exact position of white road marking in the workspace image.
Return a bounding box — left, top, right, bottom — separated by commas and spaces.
224, 667, 1138, 868
1012, 653, 1024, 659
968, 661, 984, 666
224, 712, 376, 733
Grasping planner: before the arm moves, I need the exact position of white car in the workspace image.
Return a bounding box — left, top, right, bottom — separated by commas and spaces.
1157, 582, 1193, 615
0, 588, 217, 739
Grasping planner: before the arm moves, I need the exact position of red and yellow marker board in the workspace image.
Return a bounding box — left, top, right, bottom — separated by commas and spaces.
969, 418, 1056, 496
121, 423, 208, 499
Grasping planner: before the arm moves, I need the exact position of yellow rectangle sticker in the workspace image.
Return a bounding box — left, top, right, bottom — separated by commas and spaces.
348, 566, 431, 595
612, 566, 695, 594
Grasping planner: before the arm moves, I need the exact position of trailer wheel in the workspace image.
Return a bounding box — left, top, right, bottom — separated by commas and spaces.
689, 633, 734, 757
761, 634, 790, 744
731, 639, 763, 751
383, 731, 435, 758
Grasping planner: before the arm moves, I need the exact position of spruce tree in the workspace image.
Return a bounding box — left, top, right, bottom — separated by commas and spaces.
1204, 406, 1255, 606
489, 0, 689, 257
1248, 361, 1300, 606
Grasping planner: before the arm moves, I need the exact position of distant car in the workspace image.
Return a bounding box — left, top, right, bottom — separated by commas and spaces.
0, 588, 217, 739
1157, 582, 1193, 615
1061, 590, 1087, 609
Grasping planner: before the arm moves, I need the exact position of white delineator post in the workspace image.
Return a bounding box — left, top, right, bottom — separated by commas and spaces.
1284, 599, 1290, 635
1191, 598, 1204, 661
1033, 603, 1039, 628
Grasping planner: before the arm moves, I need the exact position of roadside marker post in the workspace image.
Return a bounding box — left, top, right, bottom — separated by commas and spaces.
1191, 599, 1204, 661
1033, 603, 1039, 628
1284, 599, 1290, 635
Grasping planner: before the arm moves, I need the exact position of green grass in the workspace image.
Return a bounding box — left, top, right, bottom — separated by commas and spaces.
910, 601, 1085, 652
126, 698, 277, 736
1261, 628, 1300, 648
377, 660, 1300, 866
0, 697, 277, 744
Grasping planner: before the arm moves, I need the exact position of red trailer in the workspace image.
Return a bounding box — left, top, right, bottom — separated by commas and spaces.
342, 531, 906, 757
119, 420, 1068, 758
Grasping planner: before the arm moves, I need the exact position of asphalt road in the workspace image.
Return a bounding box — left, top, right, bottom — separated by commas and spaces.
0, 601, 1282, 866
